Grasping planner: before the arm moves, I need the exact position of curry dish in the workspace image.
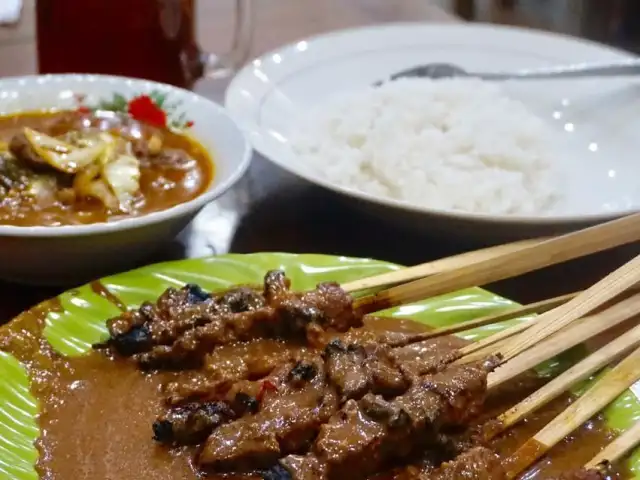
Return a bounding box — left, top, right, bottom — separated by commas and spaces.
0, 109, 213, 226
0, 272, 630, 479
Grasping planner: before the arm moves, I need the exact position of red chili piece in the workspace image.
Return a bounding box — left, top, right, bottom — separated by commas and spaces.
127, 95, 167, 128
256, 379, 277, 402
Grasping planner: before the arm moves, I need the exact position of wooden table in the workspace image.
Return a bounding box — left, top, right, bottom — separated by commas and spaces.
0, 0, 638, 324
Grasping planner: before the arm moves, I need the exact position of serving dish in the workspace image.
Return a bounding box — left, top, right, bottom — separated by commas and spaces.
0, 252, 639, 479
225, 23, 640, 240
0, 74, 252, 285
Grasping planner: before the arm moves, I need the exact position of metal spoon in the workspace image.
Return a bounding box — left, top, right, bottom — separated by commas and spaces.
373, 59, 640, 85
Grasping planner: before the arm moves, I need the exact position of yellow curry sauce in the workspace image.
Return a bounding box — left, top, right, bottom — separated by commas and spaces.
0, 110, 213, 227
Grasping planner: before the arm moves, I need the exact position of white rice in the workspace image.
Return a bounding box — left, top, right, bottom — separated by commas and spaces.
290, 78, 565, 216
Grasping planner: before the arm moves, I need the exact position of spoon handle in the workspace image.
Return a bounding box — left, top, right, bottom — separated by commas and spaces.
478, 59, 640, 80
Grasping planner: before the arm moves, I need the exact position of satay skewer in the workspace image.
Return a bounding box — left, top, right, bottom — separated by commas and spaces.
342, 238, 542, 293
486, 321, 640, 441
456, 320, 533, 361
504, 344, 640, 479
418, 292, 576, 340
487, 292, 640, 389
586, 419, 640, 469
354, 212, 640, 314
377, 292, 577, 349
467, 253, 640, 365
462, 290, 640, 370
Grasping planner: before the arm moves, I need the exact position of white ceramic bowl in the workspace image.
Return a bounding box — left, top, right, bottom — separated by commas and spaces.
225, 23, 640, 240
0, 74, 251, 285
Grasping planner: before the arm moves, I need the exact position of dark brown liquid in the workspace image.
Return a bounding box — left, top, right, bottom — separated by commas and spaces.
0, 110, 214, 227
0, 308, 631, 479
36, 354, 198, 480
36, 0, 203, 89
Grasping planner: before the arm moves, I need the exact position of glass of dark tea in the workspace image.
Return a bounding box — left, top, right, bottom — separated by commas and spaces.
35, 0, 253, 89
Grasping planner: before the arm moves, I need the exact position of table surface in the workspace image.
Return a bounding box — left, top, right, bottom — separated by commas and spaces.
0, 0, 638, 324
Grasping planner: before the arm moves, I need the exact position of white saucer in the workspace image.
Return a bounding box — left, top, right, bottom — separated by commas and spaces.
225, 23, 640, 239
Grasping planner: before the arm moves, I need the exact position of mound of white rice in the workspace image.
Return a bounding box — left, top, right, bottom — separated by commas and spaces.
290, 78, 565, 216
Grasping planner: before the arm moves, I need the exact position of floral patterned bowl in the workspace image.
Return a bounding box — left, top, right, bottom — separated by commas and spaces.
0, 74, 252, 285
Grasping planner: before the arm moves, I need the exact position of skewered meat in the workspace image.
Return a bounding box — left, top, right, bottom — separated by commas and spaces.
154, 360, 317, 447
323, 339, 409, 400
98, 278, 507, 479
424, 446, 509, 480
391, 336, 466, 378
544, 469, 607, 480
159, 339, 470, 454
102, 283, 216, 357
420, 447, 506, 480
98, 271, 360, 369
198, 356, 337, 472
163, 331, 466, 407
163, 339, 307, 405
278, 358, 499, 480
152, 401, 234, 445
85, 275, 623, 480
160, 335, 471, 453
277, 444, 496, 480
189, 339, 438, 468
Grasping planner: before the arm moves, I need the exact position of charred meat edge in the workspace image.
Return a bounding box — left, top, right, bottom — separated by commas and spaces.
154, 336, 463, 451
97, 271, 360, 369
274, 357, 499, 480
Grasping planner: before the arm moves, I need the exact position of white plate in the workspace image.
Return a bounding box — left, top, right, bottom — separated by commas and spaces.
225, 23, 640, 238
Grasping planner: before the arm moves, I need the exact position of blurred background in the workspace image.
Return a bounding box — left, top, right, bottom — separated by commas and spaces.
1, 0, 640, 78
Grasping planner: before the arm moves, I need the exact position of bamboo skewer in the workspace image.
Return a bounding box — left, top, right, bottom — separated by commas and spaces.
339, 219, 640, 478
391, 292, 576, 348
341, 218, 640, 478
458, 286, 640, 360
456, 321, 534, 363
491, 253, 640, 364
426, 292, 576, 341
342, 239, 541, 293
586, 420, 640, 469
504, 345, 640, 479
487, 292, 640, 390
457, 317, 535, 359
354, 212, 640, 314
387, 293, 578, 353
488, 321, 640, 441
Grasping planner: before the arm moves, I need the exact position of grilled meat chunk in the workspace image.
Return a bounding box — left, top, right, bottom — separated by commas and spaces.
152, 401, 234, 445
544, 469, 607, 480
217, 286, 264, 313
421, 447, 506, 480
324, 339, 408, 400
99, 272, 360, 370
163, 339, 307, 405
198, 356, 338, 472
280, 359, 498, 480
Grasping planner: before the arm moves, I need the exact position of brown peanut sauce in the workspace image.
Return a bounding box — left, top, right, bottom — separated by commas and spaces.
0, 302, 629, 479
